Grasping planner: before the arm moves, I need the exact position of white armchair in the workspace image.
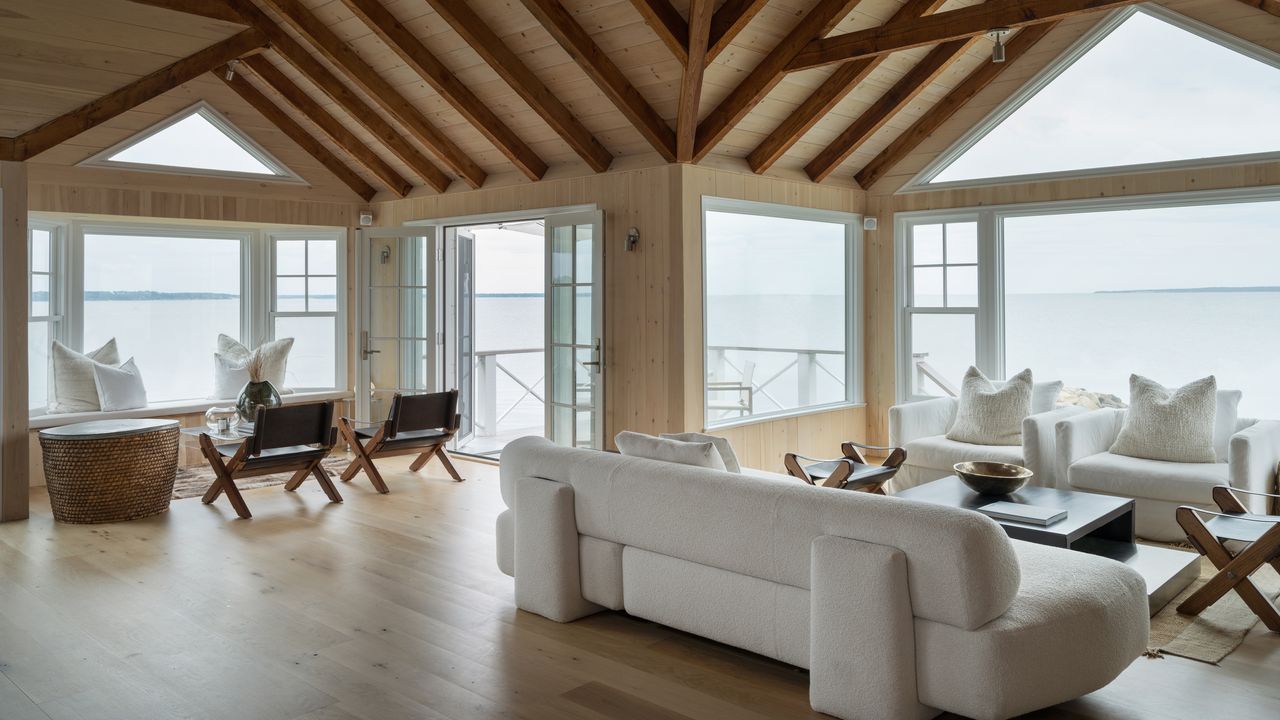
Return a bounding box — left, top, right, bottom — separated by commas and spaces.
888, 390, 1084, 494
1056, 409, 1280, 541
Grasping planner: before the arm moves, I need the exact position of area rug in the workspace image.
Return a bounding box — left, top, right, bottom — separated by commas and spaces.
1148, 554, 1280, 664
172, 456, 353, 500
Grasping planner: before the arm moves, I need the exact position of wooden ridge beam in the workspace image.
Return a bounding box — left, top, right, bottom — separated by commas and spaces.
424, 0, 613, 173
340, 0, 546, 182
806, 37, 976, 182
257, 0, 486, 188
221, 69, 376, 201
855, 22, 1059, 190
677, 0, 715, 162
519, 0, 676, 162
241, 56, 411, 197
707, 0, 769, 63
693, 0, 863, 163
1233, 0, 1280, 18
222, 0, 451, 192
126, 0, 246, 23
0, 139, 12, 162
629, 0, 689, 64
789, 0, 1139, 72
11, 28, 265, 160
746, 0, 947, 174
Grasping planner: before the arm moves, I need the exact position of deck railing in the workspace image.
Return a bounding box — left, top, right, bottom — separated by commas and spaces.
912, 352, 959, 397
474, 347, 544, 438
706, 345, 846, 419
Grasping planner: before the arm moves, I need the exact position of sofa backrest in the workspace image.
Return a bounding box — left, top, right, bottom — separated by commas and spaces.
501, 437, 1020, 631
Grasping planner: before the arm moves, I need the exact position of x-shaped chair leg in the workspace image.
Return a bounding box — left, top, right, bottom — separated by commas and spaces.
337, 418, 389, 494
1177, 506, 1280, 632
198, 434, 252, 519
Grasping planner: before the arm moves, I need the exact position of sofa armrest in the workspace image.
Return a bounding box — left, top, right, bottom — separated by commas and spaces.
514, 476, 603, 622
1022, 405, 1085, 490
889, 397, 958, 446
1229, 420, 1280, 514
1055, 409, 1124, 488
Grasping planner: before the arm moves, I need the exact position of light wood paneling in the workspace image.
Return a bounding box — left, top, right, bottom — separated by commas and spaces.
0, 162, 29, 520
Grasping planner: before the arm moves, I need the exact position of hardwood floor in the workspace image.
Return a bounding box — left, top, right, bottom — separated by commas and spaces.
1, 456, 1278, 720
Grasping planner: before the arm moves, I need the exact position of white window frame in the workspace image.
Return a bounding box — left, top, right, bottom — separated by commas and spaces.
267, 228, 347, 392
701, 196, 863, 430
894, 185, 1280, 402
900, 4, 1280, 194
27, 220, 67, 415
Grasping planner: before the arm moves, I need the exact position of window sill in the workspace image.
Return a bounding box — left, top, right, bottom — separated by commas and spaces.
29, 390, 354, 430
703, 402, 866, 433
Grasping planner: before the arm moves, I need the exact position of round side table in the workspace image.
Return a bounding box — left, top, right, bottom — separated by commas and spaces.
38, 419, 180, 524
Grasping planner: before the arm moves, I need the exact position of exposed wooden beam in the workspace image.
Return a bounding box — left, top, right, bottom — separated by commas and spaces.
806, 37, 976, 182
707, 0, 769, 63
339, 0, 546, 181
746, 0, 947, 174
856, 22, 1059, 190
423, 0, 613, 173
520, 0, 677, 162
0, 139, 13, 162
241, 56, 411, 197
629, 0, 688, 64
1234, 0, 1280, 18
677, 0, 714, 162
693, 0, 863, 163
220, 69, 376, 201
11, 29, 265, 160
222, 0, 451, 192
125, 0, 247, 23
789, 0, 1138, 72
257, 0, 486, 188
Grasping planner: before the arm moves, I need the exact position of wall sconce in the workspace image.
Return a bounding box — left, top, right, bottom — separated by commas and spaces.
626, 227, 640, 251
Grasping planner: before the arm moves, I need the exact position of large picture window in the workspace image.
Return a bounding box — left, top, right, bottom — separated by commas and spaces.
702, 198, 860, 428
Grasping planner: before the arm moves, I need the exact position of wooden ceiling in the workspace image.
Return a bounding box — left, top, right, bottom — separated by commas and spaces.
2, 0, 1275, 200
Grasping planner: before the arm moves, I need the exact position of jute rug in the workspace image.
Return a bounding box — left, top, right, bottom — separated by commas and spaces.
172, 456, 354, 500
1148, 553, 1280, 664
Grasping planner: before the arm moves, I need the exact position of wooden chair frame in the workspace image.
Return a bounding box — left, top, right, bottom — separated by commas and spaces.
784, 441, 907, 493
1176, 486, 1280, 632
337, 392, 464, 493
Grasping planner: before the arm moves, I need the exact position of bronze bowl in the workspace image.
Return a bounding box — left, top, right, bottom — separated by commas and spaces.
954, 461, 1033, 496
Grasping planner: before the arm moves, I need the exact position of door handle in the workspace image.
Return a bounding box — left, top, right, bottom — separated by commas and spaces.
361, 332, 381, 359
581, 339, 602, 370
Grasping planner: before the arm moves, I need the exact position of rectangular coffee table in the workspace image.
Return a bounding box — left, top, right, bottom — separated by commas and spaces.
897, 476, 1200, 614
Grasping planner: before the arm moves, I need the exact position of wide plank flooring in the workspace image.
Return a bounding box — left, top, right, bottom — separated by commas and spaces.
1, 456, 1278, 720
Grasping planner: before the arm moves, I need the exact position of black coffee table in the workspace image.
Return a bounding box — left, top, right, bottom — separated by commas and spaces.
897, 476, 1200, 614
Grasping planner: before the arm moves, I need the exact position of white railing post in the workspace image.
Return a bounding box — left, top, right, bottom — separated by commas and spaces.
913, 352, 928, 396
797, 351, 817, 407
477, 353, 498, 437
708, 346, 726, 381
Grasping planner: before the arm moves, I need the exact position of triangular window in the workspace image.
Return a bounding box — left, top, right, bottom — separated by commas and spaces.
82, 102, 302, 182
909, 6, 1280, 189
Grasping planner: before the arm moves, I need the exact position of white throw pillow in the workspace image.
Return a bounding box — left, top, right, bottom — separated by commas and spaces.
92, 357, 148, 411
994, 379, 1061, 414
1213, 389, 1242, 463
660, 431, 740, 473
212, 334, 293, 398
946, 367, 1033, 446
615, 431, 727, 471
1111, 374, 1217, 463
49, 339, 120, 413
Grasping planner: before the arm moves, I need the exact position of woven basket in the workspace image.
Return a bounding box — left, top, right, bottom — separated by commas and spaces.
40, 425, 180, 524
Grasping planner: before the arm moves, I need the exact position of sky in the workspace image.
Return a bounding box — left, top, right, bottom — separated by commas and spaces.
471, 226, 545, 294
108, 110, 277, 175
704, 211, 847, 296
933, 10, 1280, 183
84, 234, 241, 294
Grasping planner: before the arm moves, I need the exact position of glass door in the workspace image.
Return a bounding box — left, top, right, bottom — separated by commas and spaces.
358, 226, 438, 422
545, 210, 603, 449
448, 229, 476, 447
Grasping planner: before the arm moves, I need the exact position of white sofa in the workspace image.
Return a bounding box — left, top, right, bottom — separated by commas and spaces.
497, 436, 1148, 720
1056, 409, 1280, 541
888, 391, 1084, 493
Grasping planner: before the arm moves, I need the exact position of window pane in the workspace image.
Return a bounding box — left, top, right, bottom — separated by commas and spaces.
29, 321, 48, 410
276, 276, 306, 312
83, 233, 241, 402
277, 240, 306, 275
308, 239, 337, 275
275, 315, 336, 388
947, 266, 978, 307
31, 274, 49, 317
946, 222, 978, 264
575, 224, 592, 284
910, 313, 975, 397
31, 229, 50, 272
704, 209, 850, 423
912, 224, 944, 265
308, 276, 337, 312
551, 225, 572, 284
913, 266, 944, 307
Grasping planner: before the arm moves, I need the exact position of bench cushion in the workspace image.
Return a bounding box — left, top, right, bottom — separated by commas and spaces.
1068, 451, 1228, 504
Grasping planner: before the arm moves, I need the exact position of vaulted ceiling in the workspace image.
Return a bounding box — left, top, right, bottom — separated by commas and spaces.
1, 0, 1275, 200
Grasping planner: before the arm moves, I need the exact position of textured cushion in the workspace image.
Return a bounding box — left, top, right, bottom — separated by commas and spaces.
1068, 451, 1228, 504
903, 435, 1025, 471
213, 334, 293, 398
1111, 374, 1216, 463
91, 357, 148, 411
49, 339, 120, 413
661, 432, 740, 473
946, 367, 1032, 446
1031, 380, 1064, 415
615, 431, 727, 471
1213, 389, 1242, 462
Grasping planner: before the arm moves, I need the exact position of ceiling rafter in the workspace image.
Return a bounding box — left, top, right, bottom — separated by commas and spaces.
856, 21, 1061, 190
423, 0, 613, 173
1233, 0, 1280, 18
241, 55, 412, 197
0, 139, 14, 162
677, 0, 715, 162
707, 0, 769, 63
746, 0, 948, 174
221, 0, 452, 193
339, 0, 547, 182
629, 0, 689, 64
220, 68, 376, 201
124, 0, 246, 23
519, 0, 677, 162
10, 29, 266, 161
693, 0, 864, 164
788, 0, 1141, 72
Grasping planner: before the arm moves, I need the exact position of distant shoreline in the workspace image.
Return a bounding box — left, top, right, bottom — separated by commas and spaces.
32, 291, 543, 301
1096, 286, 1280, 294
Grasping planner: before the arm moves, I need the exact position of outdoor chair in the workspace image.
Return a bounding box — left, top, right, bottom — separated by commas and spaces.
338, 390, 463, 493
1176, 485, 1280, 632
784, 440, 906, 493
197, 401, 342, 519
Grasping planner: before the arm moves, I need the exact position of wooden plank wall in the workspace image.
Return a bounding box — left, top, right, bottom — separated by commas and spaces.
1, 162, 29, 519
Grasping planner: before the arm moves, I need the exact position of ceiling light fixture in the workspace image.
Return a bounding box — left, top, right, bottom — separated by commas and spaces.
986, 28, 1012, 63
225, 59, 240, 81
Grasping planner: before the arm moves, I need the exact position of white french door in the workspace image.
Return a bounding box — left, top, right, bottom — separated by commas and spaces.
545, 210, 604, 450
444, 229, 476, 448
